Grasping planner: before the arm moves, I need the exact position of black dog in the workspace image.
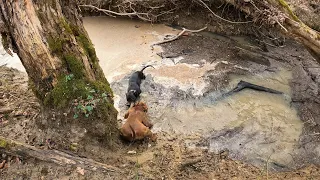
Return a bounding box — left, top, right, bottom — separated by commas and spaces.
126, 65, 155, 106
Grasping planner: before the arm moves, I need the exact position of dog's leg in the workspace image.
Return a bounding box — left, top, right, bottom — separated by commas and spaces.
144, 128, 157, 142
120, 124, 135, 141
141, 116, 153, 129
124, 111, 129, 119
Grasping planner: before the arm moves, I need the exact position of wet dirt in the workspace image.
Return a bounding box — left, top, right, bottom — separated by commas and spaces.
83, 16, 320, 172
82, 17, 319, 171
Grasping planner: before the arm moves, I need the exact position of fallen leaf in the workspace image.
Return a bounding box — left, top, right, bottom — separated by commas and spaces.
1, 120, 8, 124
15, 157, 21, 164
76, 167, 85, 175
0, 160, 6, 169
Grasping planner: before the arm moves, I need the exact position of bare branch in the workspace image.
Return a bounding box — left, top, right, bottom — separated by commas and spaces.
79, 4, 149, 19
153, 26, 207, 46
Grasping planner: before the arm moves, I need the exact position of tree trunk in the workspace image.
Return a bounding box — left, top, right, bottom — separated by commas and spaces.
0, 0, 118, 146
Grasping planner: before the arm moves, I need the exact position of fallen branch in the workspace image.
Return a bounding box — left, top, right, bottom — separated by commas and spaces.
153, 26, 207, 46
0, 136, 119, 172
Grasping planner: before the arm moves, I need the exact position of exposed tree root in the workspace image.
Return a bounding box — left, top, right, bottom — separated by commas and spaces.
0, 136, 119, 172
196, 0, 252, 24
79, 2, 176, 22
224, 0, 320, 62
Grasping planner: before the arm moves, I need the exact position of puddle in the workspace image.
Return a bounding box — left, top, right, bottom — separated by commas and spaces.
153, 69, 302, 170
83, 16, 175, 82
0, 16, 308, 171
152, 69, 300, 133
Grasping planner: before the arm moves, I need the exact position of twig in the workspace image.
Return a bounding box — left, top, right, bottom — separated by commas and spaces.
153, 26, 207, 46
249, 1, 261, 12
79, 4, 150, 20
196, 0, 252, 24
275, 19, 288, 32
266, 153, 273, 180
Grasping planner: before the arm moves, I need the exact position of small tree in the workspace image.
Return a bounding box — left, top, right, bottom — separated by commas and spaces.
0, 0, 118, 146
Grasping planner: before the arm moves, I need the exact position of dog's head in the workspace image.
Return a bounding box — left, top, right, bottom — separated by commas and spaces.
126, 90, 137, 103
134, 101, 148, 112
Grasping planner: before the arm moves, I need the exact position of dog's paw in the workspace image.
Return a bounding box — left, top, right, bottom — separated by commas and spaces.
150, 133, 157, 142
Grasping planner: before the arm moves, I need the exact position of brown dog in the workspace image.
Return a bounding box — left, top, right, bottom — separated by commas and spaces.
120, 102, 156, 141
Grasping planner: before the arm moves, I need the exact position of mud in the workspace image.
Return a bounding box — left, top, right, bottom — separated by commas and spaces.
82, 17, 320, 171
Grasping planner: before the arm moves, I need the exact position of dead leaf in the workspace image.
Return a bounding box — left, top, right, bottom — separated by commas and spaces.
15, 157, 21, 164
0, 160, 6, 169
76, 167, 85, 175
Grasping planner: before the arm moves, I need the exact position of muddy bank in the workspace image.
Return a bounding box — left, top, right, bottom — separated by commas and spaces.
81, 16, 320, 171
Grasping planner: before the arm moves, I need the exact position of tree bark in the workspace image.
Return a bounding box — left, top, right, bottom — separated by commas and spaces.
0, 0, 118, 145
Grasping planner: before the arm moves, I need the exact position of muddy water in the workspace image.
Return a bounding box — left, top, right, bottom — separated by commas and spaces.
154, 69, 299, 133
0, 16, 305, 170
83, 17, 305, 170
83, 16, 175, 82
155, 69, 302, 170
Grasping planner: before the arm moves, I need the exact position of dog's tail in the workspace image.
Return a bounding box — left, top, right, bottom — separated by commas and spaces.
140, 65, 155, 73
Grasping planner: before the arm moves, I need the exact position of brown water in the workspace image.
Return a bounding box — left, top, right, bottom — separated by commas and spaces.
154, 69, 302, 170
83, 16, 175, 82
83, 17, 303, 170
